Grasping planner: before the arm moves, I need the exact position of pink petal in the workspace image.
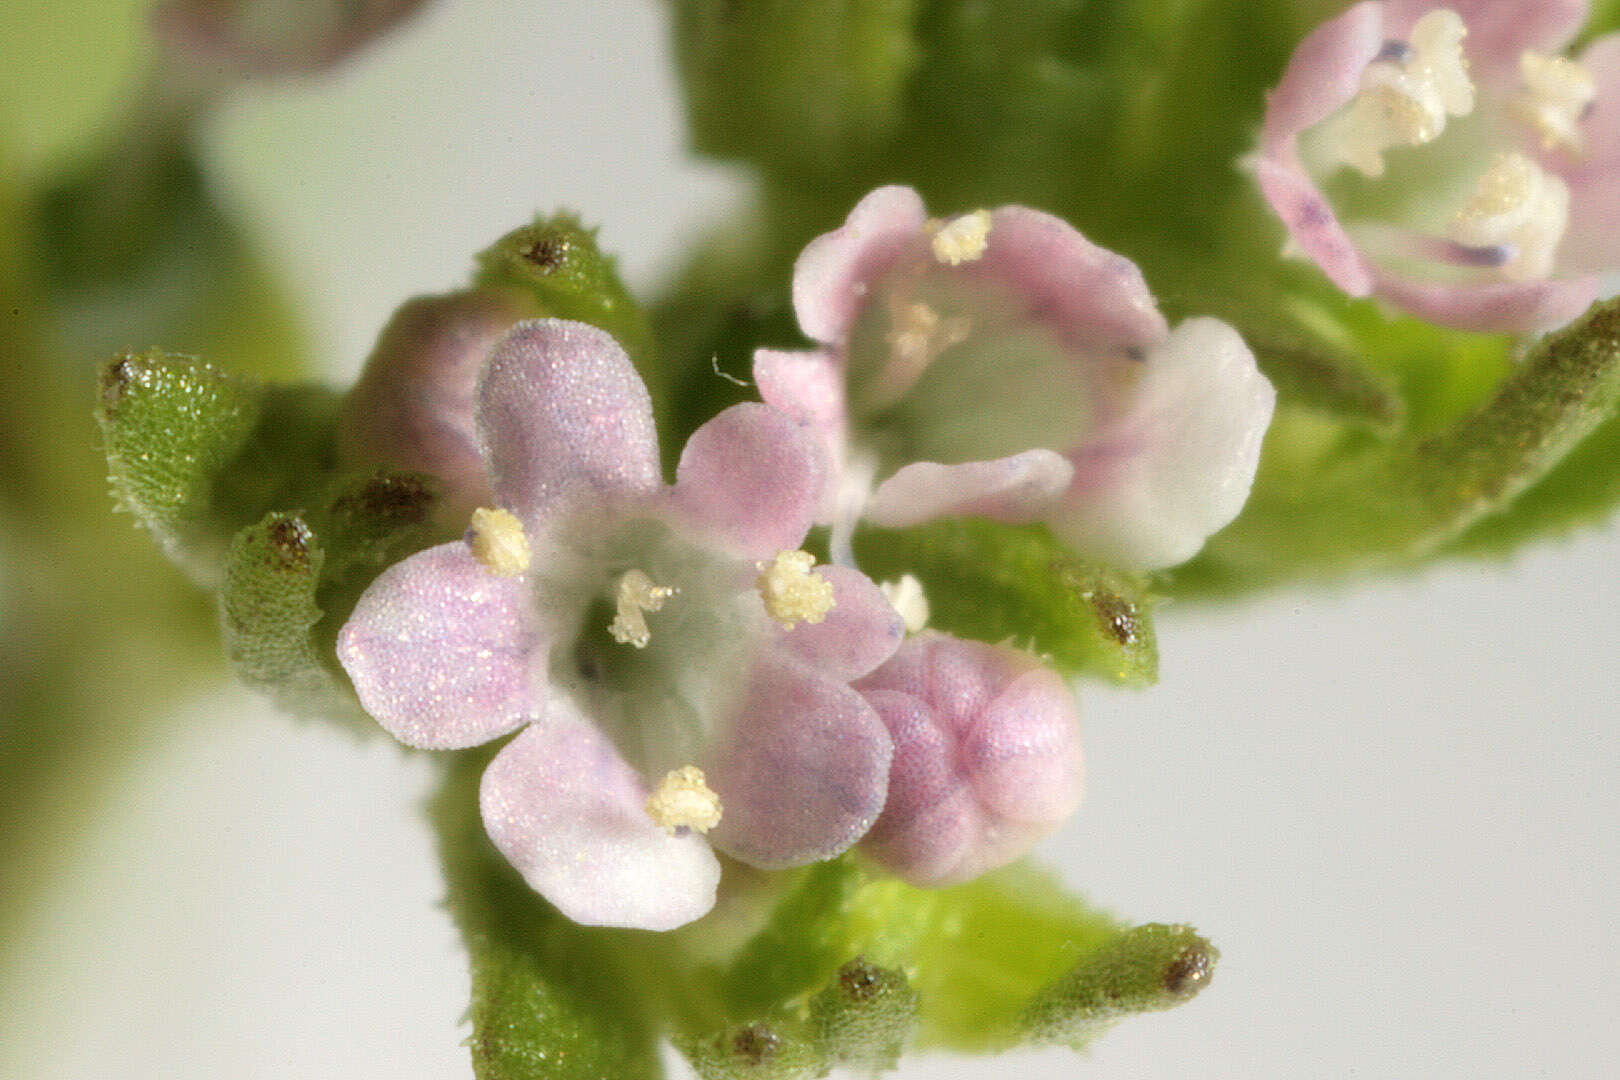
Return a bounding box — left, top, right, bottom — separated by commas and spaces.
1255, 1, 1385, 296
753, 347, 846, 458
480, 718, 722, 930
856, 636, 1083, 887
793, 186, 928, 345
672, 402, 823, 560
1252, 156, 1377, 296
976, 206, 1169, 351
336, 543, 542, 750
865, 450, 1075, 529
476, 319, 661, 523
1054, 318, 1275, 570
1558, 34, 1620, 273
338, 291, 525, 521
1382, 0, 1589, 85
1262, 2, 1385, 151
704, 657, 892, 869
778, 565, 905, 681
853, 689, 979, 886
1371, 268, 1600, 333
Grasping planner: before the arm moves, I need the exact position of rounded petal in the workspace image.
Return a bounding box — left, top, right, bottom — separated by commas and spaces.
476, 319, 661, 522
1371, 268, 1600, 333
976, 206, 1169, 350
673, 402, 824, 560
1253, 2, 1384, 296
336, 543, 542, 749
705, 658, 892, 869
778, 565, 905, 681
1260, 2, 1385, 155
1053, 318, 1275, 570
753, 347, 846, 453
338, 290, 526, 521
856, 636, 1084, 887
865, 450, 1074, 529
481, 719, 721, 931
793, 186, 928, 345
1558, 35, 1620, 273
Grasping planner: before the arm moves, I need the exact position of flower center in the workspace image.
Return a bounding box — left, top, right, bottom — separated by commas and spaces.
1308, 8, 1591, 285
608, 568, 676, 648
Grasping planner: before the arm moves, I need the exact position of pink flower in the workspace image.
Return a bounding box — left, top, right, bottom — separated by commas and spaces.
754, 186, 1275, 570
1255, 0, 1620, 332
856, 634, 1084, 887
152, 0, 430, 78
337, 319, 904, 930
337, 290, 530, 525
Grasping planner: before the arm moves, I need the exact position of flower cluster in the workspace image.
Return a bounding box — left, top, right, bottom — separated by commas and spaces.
1255, 0, 1620, 332
337, 191, 1274, 930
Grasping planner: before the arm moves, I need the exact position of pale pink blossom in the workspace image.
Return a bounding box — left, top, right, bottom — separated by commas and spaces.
755, 186, 1274, 570
338, 319, 904, 930
1255, 0, 1619, 331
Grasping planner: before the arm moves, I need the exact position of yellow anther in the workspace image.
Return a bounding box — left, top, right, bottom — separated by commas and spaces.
1448, 152, 1569, 282
755, 550, 836, 628
467, 507, 530, 577
608, 569, 675, 648
645, 766, 722, 834
930, 209, 993, 265
1515, 50, 1596, 153
880, 574, 931, 634
1325, 8, 1473, 177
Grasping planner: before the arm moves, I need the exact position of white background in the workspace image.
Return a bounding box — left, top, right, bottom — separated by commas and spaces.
4, 2, 1617, 1077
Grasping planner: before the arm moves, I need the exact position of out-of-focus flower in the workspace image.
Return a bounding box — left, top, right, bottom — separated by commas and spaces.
152, 0, 431, 79
337, 289, 531, 524
754, 186, 1275, 570
337, 319, 904, 930
856, 633, 1084, 887
1254, 0, 1620, 331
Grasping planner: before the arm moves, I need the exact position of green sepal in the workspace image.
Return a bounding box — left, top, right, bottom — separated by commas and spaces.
217, 471, 439, 720
852, 519, 1158, 686
671, 856, 1212, 1068
220, 512, 353, 716
432, 750, 665, 1080
1178, 297, 1620, 593
671, 0, 923, 181
678, 1018, 825, 1080
1249, 335, 1403, 432
473, 212, 659, 406
97, 350, 264, 584
675, 958, 918, 1080
1020, 923, 1218, 1048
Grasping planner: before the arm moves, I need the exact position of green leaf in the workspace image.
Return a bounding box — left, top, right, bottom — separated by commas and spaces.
97, 350, 264, 585
432, 750, 664, 1080
672, 0, 923, 180
1177, 297, 1620, 593
220, 512, 354, 716
853, 519, 1159, 686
